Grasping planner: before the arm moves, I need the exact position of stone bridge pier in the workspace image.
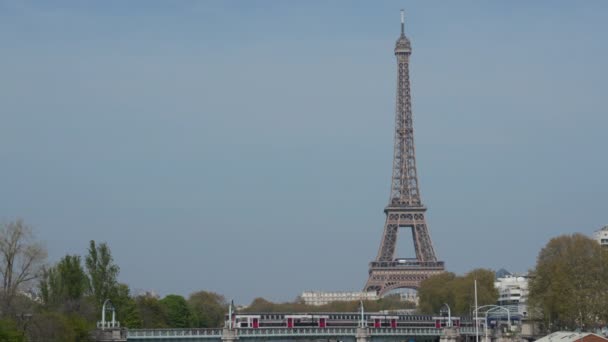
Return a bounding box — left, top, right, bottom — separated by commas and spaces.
440, 327, 460, 342
356, 327, 371, 342
222, 327, 238, 342
91, 300, 127, 342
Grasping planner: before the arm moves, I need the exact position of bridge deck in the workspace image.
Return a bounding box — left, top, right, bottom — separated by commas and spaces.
127, 327, 478, 340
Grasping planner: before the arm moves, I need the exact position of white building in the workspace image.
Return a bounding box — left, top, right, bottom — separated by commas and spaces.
494, 274, 529, 318
399, 291, 419, 305
593, 225, 608, 248
300, 291, 378, 306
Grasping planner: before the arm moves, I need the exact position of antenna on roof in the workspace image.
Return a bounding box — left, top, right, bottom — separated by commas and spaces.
400, 9, 405, 35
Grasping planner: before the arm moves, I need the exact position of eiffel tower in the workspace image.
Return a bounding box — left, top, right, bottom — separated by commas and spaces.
364, 11, 445, 296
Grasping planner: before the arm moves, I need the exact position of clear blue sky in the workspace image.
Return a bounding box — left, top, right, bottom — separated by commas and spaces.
1, 1, 607, 304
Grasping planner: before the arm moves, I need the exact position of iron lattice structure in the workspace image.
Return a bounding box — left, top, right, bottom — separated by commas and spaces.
364, 11, 445, 296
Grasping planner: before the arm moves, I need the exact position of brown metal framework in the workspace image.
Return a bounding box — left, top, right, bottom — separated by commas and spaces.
364, 11, 445, 296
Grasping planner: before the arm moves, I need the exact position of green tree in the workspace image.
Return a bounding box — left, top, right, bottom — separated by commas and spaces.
188, 291, 227, 328
39, 255, 88, 311
418, 269, 497, 315
243, 295, 416, 314
528, 233, 608, 331
160, 294, 192, 328
0, 318, 25, 342
418, 272, 456, 314
24, 311, 94, 342
110, 284, 141, 328
134, 295, 168, 328
85, 240, 119, 310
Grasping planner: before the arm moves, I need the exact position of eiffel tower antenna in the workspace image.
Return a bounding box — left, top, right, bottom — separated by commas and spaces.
400, 9, 405, 35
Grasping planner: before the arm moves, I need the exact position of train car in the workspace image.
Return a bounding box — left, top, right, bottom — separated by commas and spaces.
284, 314, 330, 328
369, 315, 399, 328
228, 312, 471, 330
235, 315, 261, 328
432, 316, 462, 328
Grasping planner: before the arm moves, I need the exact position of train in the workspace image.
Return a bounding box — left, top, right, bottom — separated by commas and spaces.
228, 313, 466, 329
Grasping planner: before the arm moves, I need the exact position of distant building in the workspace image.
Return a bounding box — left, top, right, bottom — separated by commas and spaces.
593, 225, 608, 248
399, 292, 418, 305
132, 289, 160, 299
494, 273, 529, 318
300, 291, 378, 306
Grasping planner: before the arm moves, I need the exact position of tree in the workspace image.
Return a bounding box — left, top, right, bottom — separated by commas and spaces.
160, 294, 192, 328
243, 295, 416, 314
0, 318, 25, 342
188, 291, 227, 328
111, 284, 141, 328
417, 272, 456, 314
85, 240, 119, 310
528, 234, 608, 331
245, 297, 275, 312
134, 295, 168, 328
0, 219, 47, 314
418, 269, 498, 315
24, 311, 92, 342
39, 255, 88, 312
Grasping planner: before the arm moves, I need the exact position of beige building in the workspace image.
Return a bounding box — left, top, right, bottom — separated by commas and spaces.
300, 291, 378, 306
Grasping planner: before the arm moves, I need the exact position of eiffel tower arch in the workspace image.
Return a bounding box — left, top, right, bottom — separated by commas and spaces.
364, 11, 445, 296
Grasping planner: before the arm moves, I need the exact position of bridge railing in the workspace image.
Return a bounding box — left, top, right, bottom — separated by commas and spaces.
460, 327, 477, 335
128, 328, 222, 338
371, 328, 443, 336
238, 327, 357, 336
127, 326, 479, 339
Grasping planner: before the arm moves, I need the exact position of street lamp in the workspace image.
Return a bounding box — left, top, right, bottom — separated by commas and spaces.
441, 303, 452, 327
473, 305, 511, 342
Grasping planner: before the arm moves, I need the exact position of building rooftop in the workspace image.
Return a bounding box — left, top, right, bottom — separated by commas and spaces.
535, 332, 608, 342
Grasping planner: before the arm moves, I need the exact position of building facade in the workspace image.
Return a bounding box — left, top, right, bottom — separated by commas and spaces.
300, 291, 378, 306
494, 274, 529, 318
593, 225, 608, 248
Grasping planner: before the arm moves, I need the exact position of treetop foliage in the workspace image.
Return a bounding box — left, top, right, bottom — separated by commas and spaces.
85, 240, 120, 309
243, 294, 415, 313
417, 268, 498, 316
528, 233, 608, 330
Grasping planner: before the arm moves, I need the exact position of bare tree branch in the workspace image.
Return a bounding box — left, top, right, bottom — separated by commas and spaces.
0, 219, 47, 314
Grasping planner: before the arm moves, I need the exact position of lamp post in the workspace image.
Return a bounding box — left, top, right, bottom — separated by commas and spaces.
359, 300, 366, 328
442, 303, 452, 327
475, 280, 479, 342
473, 305, 511, 342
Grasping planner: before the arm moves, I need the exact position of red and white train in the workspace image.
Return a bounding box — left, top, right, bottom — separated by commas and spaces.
229, 313, 463, 329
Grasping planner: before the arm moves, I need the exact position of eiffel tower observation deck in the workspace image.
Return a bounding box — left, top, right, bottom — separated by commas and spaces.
364, 10, 445, 296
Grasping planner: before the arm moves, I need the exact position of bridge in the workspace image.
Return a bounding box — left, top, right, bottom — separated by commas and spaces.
126, 327, 475, 342
92, 301, 513, 342
95, 326, 480, 342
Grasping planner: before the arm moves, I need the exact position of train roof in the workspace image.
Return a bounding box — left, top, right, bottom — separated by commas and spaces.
236, 312, 427, 316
